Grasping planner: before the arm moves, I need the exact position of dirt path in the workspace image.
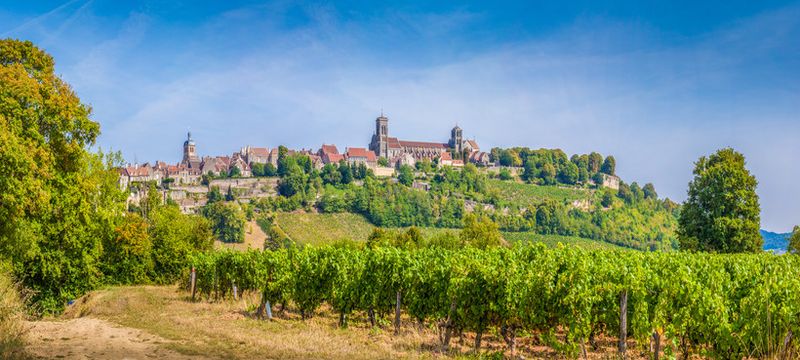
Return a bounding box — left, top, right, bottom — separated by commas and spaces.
25, 317, 203, 359
214, 219, 266, 251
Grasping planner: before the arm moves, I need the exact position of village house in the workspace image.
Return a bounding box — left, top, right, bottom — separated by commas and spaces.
345, 147, 377, 167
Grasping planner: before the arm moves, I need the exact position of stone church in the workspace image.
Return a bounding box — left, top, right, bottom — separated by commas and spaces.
368, 114, 479, 162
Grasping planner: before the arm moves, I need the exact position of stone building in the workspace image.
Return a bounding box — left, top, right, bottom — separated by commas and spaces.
181, 132, 201, 168
367, 113, 480, 163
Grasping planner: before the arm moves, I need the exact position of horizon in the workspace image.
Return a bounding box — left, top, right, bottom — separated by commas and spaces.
1, 0, 798, 232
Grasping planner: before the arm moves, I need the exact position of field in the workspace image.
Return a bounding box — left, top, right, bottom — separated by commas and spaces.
24, 285, 640, 359
502, 232, 626, 250
272, 212, 617, 250
272, 212, 459, 245
486, 179, 591, 207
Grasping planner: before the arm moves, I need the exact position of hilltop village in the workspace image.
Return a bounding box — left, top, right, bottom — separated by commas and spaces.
118, 114, 620, 213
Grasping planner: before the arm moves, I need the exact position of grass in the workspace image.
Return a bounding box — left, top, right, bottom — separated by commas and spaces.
502, 232, 626, 250
274, 212, 460, 245
0, 269, 27, 359
486, 179, 590, 207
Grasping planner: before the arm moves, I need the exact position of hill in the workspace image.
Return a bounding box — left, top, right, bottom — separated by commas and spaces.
761, 229, 791, 252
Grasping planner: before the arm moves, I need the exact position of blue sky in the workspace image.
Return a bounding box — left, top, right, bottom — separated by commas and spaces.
1, 0, 798, 232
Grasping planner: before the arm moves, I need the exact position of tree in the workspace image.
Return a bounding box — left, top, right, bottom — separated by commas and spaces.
498, 168, 513, 181
588, 152, 603, 174
339, 162, 353, 185
499, 150, 522, 167
277, 145, 289, 176
558, 162, 579, 185
202, 202, 246, 243
398, 165, 414, 186
0, 40, 127, 311
378, 157, 389, 167
788, 226, 800, 254
207, 186, 223, 204
460, 214, 503, 249
539, 163, 557, 185
264, 163, 277, 177
678, 148, 761, 253
251, 163, 265, 177
643, 183, 658, 200
229, 166, 242, 178
601, 156, 616, 175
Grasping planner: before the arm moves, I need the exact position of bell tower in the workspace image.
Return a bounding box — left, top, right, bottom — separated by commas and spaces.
449, 125, 463, 154
370, 113, 390, 158
182, 132, 199, 165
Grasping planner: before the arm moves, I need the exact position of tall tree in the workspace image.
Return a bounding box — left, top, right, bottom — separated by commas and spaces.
0, 39, 125, 311
678, 148, 762, 253
788, 226, 800, 254
601, 155, 616, 175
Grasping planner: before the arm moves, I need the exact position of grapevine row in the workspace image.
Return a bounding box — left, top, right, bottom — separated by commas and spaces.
188, 245, 800, 358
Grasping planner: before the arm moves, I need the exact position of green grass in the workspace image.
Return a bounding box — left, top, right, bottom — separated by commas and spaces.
487, 179, 590, 207
274, 212, 619, 251
502, 232, 625, 250
273, 212, 460, 245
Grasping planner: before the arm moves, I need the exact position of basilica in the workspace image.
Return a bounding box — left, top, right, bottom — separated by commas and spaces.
368, 113, 484, 165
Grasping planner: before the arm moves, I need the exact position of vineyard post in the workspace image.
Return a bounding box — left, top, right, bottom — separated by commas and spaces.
233, 280, 238, 300
266, 300, 273, 320
394, 290, 402, 335
190, 267, 196, 301
653, 331, 661, 360
619, 289, 628, 358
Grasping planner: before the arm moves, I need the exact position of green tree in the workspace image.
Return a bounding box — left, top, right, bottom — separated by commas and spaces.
377, 157, 389, 167
588, 152, 603, 174
678, 148, 761, 253
558, 162, 579, 185
460, 214, 503, 249
229, 166, 242, 178
539, 163, 557, 185
202, 202, 246, 243
0, 39, 126, 311
339, 161, 354, 185
264, 163, 277, 177
398, 165, 414, 186
251, 162, 265, 177
643, 183, 658, 200
788, 226, 800, 254
103, 214, 153, 285
277, 145, 289, 176
498, 168, 513, 181
601, 156, 616, 175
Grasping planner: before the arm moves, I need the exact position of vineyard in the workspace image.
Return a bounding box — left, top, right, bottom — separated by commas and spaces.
188, 245, 800, 359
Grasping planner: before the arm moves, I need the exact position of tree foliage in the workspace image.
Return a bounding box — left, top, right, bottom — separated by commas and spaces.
678, 148, 762, 253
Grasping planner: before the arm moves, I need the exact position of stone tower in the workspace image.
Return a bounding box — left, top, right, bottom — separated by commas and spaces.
182, 132, 199, 165
449, 125, 463, 154
369, 114, 389, 159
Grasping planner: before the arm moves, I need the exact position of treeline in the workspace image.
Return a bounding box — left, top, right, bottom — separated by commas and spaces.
245, 152, 676, 249
189, 244, 800, 359
490, 147, 618, 186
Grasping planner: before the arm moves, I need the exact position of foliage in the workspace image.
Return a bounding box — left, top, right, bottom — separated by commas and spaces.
202, 202, 246, 243
190, 245, 800, 359
397, 165, 414, 186
0, 39, 127, 312
103, 213, 153, 284
678, 148, 762, 253
788, 226, 800, 254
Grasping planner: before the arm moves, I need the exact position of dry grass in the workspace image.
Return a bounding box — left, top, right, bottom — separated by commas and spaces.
0, 269, 28, 359
48, 285, 658, 360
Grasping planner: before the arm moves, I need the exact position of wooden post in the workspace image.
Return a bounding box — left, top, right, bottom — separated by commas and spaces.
190, 267, 197, 301
441, 301, 457, 352
619, 290, 628, 358
394, 290, 402, 335
653, 331, 661, 360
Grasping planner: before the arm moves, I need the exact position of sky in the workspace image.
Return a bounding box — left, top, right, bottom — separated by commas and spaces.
1, 0, 798, 232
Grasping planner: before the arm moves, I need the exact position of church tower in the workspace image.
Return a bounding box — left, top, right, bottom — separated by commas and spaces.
369, 113, 389, 158
449, 125, 463, 154
182, 132, 199, 165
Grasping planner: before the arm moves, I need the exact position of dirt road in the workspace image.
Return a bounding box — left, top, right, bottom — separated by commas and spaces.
26, 317, 203, 359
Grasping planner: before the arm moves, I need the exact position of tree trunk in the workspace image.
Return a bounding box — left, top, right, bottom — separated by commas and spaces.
339, 311, 347, 328
441, 301, 457, 352
394, 291, 402, 335
653, 331, 661, 360
368, 307, 376, 327
474, 329, 483, 351
619, 290, 628, 358
580, 341, 588, 360
501, 324, 517, 356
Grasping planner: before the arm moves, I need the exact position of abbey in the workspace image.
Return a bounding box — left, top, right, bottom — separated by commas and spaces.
368, 113, 481, 164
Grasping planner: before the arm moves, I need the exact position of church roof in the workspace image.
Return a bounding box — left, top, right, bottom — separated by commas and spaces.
320, 144, 339, 155
398, 140, 449, 149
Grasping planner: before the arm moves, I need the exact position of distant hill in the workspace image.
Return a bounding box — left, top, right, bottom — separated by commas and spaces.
761, 230, 791, 252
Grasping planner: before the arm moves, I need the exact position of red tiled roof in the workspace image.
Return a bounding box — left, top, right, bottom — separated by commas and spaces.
466, 140, 479, 149
346, 147, 377, 161
440, 152, 452, 160
387, 137, 402, 149
398, 140, 449, 149
320, 144, 339, 155
326, 153, 345, 163
249, 147, 269, 157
